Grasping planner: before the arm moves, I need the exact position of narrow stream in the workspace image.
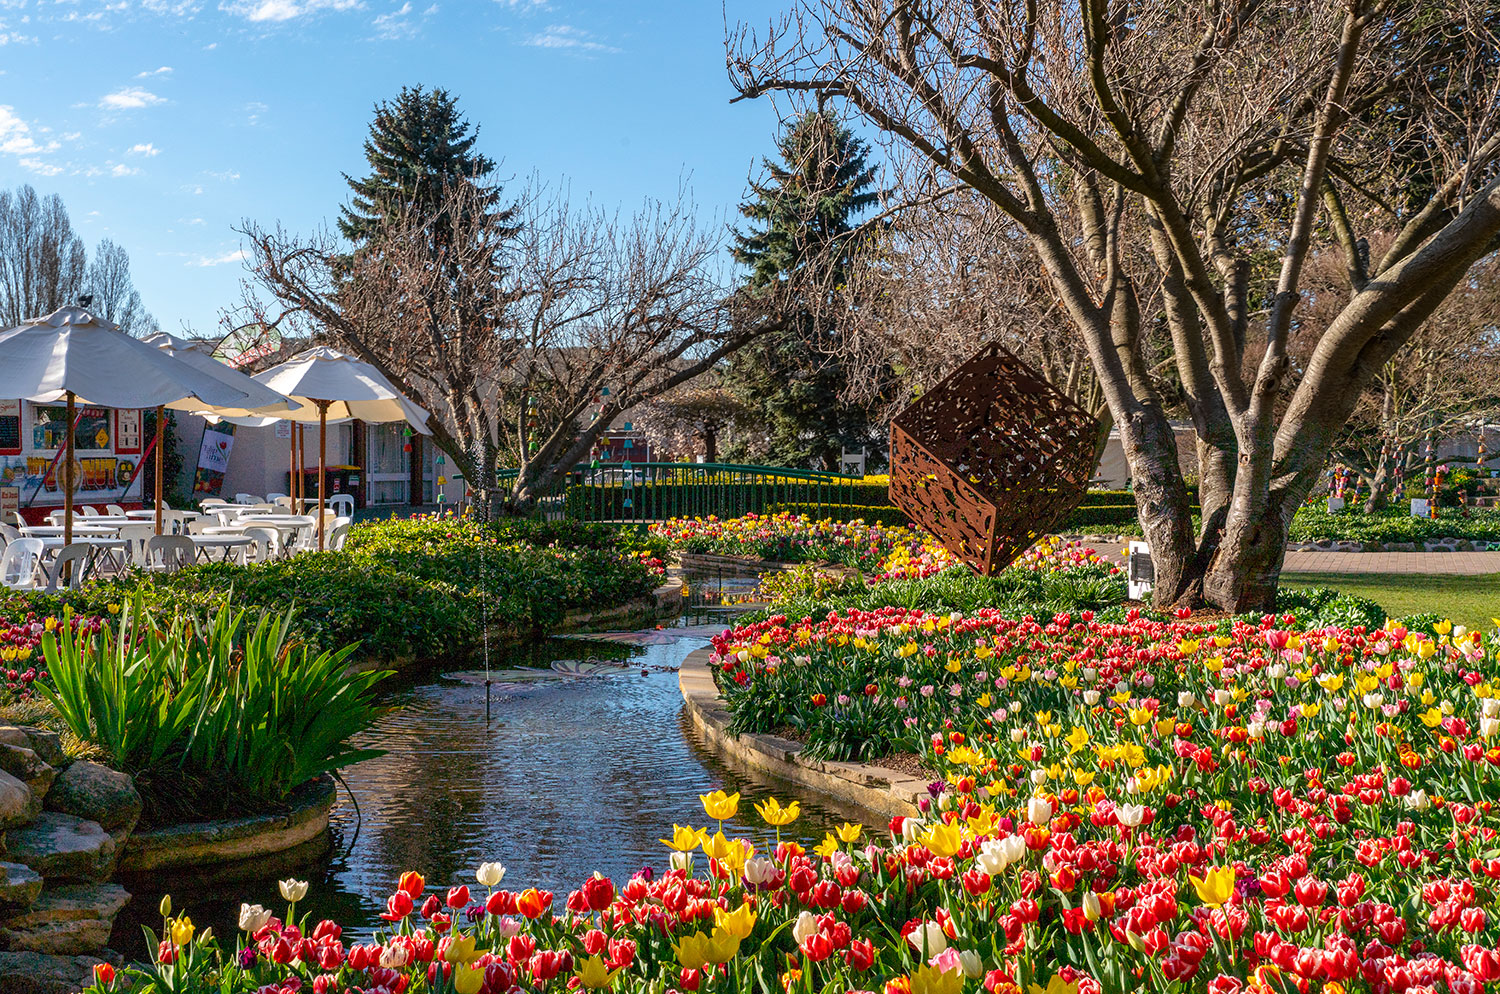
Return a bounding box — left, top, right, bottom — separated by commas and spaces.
112, 567, 872, 951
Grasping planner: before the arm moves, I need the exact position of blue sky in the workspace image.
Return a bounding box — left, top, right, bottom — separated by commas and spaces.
0, 0, 794, 335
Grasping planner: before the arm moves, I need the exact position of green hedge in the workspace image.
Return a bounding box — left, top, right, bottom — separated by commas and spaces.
565, 481, 892, 520
1061, 504, 1141, 532
1287, 507, 1500, 545
0, 518, 661, 665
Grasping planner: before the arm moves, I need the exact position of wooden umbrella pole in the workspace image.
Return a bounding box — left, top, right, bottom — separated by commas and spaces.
288, 420, 297, 510
154, 405, 165, 536
64, 391, 75, 546
318, 402, 329, 551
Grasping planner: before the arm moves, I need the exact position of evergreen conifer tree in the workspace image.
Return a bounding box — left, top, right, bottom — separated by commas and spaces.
339, 85, 498, 242
727, 111, 883, 470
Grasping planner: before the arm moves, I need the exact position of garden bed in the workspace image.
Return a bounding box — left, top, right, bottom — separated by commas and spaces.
115, 775, 336, 885
679, 646, 920, 819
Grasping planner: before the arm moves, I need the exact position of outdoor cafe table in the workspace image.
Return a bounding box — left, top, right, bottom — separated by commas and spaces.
33, 535, 129, 573
188, 534, 254, 562
22, 524, 120, 538
124, 509, 203, 521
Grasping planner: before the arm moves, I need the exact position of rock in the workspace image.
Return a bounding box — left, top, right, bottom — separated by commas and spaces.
0, 729, 64, 770
6, 814, 116, 883
0, 771, 35, 830
45, 763, 139, 835
0, 950, 115, 994
0, 863, 43, 910
0, 884, 130, 956
0, 745, 56, 803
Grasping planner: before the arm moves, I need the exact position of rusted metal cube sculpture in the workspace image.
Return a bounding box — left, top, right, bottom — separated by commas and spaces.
888, 342, 1098, 574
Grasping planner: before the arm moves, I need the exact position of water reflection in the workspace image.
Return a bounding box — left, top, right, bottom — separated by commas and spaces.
112, 610, 870, 953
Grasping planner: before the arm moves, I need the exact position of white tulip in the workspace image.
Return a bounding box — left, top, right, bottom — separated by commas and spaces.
379, 944, 409, 969
901, 818, 921, 843
278, 879, 308, 903
238, 903, 272, 933
793, 911, 819, 943
1482, 717, 1500, 740
1247, 720, 1265, 739
1009, 727, 1027, 743
1116, 803, 1146, 828
1083, 690, 1101, 705
1001, 835, 1027, 865
743, 857, 775, 886
958, 950, 984, 979
476, 862, 506, 888
1027, 796, 1053, 825
1178, 691, 1196, 709
1082, 891, 1102, 921
1082, 667, 1097, 682
669, 851, 690, 871
1214, 689, 1233, 706
1483, 698, 1500, 719
906, 921, 948, 956
1362, 693, 1384, 710
1406, 789, 1431, 811
1030, 769, 1048, 787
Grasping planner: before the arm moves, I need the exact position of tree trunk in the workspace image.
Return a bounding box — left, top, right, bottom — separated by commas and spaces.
704, 427, 718, 464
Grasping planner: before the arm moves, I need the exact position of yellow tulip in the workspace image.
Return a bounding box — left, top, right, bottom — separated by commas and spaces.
171, 915, 195, 947
910, 964, 965, 994
1420, 708, 1444, 728
1029, 977, 1081, 994
1189, 866, 1235, 908
573, 957, 619, 991
453, 964, 487, 994
701, 831, 739, 862
674, 931, 712, 970
1065, 727, 1089, 754
700, 790, 740, 821
705, 927, 742, 964
754, 797, 800, 827
443, 933, 479, 964
660, 824, 707, 852
714, 903, 757, 941
814, 833, 840, 858
1128, 707, 1154, 727
920, 820, 964, 859
1435, 619, 1453, 636
946, 657, 962, 673
836, 822, 863, 843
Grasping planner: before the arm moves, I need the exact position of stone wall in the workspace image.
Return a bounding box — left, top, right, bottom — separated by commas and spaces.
0, 726, 142, 994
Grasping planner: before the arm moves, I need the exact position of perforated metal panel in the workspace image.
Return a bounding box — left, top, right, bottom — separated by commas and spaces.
888, 342, 1098, 574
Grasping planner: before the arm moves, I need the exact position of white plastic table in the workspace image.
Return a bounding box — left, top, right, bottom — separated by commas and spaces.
189, 534, 254, 563
125, 509, 202, 521
22, 524, 121, 538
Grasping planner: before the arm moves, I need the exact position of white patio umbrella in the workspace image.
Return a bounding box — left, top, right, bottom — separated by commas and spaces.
143, 333, 298, 534
232, 347, 431, 550
0, 306, 253, 543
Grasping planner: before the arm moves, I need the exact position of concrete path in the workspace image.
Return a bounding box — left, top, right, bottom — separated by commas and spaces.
1281, 551, 1500, 575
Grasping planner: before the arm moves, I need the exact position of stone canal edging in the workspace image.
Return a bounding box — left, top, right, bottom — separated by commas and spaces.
116, 775, 337, 883
679, 646, 920, 820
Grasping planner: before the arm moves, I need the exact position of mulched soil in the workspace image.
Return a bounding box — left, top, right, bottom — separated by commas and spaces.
869, 752, 937, 782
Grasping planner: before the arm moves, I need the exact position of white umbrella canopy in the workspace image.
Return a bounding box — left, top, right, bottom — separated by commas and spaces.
143, 332, 299, 416
234, 347, 433, 549
0, 306, 253, 542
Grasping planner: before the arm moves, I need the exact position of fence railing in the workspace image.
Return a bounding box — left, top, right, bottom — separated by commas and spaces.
497, 462, 870, 523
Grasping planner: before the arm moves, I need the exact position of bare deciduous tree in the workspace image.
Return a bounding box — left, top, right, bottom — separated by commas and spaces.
0, 185, 87, 327
731, 0, 1500, 610
240, 180, 775, 514
86, 238, 157, 336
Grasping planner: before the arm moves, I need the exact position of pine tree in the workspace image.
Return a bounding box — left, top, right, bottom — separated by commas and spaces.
727, 111, 883, 470
339, 85, 498, 242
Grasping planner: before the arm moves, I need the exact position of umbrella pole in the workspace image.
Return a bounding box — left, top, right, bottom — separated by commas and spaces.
64, 391, 75, 546
154, 406, 165, 536
318, 402, 329, 551
288, 421, 296, 511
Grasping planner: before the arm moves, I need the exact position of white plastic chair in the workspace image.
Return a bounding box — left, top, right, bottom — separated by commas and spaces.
46, 543, 93, 592
0, 511, 21, 527
78, 505, 100, 517
326, 521, 353, 552
105, 504, 127, 517
234, 493, 263, 506
0, 523, 18, 547
185, 518, 212, 536
0, 539, 45, 591
241, 524, 281, 561
116, 524, 155, 568
143, 535, 195, 574
158, 511, 189, 535
199, 498, 228, 512
272, 496, 294, 512
266, 492, 289, 502
327, 494, 355, 519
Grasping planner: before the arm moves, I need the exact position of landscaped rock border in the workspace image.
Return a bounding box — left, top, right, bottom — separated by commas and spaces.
679, 646, 920, 819
116, 775, 336, 883
677, 553, 803, 574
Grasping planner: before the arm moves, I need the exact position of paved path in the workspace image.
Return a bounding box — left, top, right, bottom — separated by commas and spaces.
1281, 551, 1500, 575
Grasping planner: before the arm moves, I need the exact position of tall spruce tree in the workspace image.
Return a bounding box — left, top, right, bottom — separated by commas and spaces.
727, 111, 882, 470
339, 85, 498, 242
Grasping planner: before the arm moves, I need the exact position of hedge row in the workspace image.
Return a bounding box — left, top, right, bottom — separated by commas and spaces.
565, 481, 892, 521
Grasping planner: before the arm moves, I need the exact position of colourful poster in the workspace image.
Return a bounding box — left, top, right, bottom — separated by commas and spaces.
31, 406, 110, 451
115, 409, 142, 453
192, 422, 236, 496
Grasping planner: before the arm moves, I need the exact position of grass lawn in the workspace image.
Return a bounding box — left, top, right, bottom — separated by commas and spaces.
1283, 572, 1500, 631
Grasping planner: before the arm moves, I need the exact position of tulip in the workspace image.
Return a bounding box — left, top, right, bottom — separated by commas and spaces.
907, 921, 948, 956
238, 903, 272, 932
451, 963, 485, 994
279, 878, 309, 903
1190, 866, 1235, 908
170, 915, 194, 947
476, 862, 506, 888
1027, 796, 1053, 826
792, 911, 819, 944
398, 870, 425, 898
699, 789, 740, 821
574, 955, 620, 990
754, 797, 800, 827
714, 902, 757, 941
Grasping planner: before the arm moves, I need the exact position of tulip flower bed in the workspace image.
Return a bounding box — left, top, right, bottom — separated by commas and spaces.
91, 606, 1500, 994
651, 513, 933, 571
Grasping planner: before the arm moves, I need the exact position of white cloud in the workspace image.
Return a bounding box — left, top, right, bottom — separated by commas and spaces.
525, 24, 618, 53
372, 0, 435, 39
141, 1, 204, 14
0, 105, 60, 160
110, 163, 139, 177
100, 87, 165, 110
207, 169, 240, 181
19, 158, 63, 177
193, 249, 247, 267
244, 100, 268, 125
220, 0, 363, 22
136, 66, 174, 78
128, 142, 161, 156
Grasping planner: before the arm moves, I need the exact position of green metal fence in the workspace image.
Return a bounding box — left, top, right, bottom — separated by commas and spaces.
497, 462, 872, 523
